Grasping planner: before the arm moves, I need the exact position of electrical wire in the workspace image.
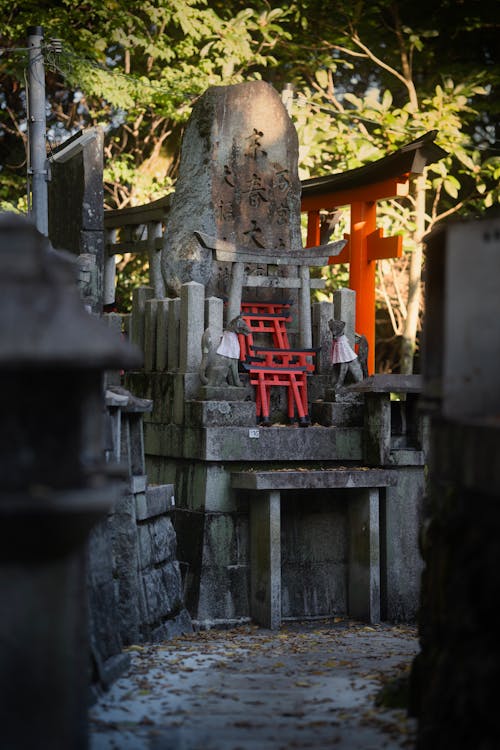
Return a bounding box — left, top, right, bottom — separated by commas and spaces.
0, 46, 32, 54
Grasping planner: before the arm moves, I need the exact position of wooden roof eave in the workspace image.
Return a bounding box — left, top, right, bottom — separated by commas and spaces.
300, 130, 448, 209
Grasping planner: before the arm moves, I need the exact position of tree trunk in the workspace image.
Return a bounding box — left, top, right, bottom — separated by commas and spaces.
400, 173, 426, 374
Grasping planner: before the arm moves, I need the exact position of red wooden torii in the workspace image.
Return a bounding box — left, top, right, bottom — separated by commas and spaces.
300, 130, 447, 374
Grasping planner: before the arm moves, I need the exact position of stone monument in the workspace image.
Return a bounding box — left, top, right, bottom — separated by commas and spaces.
161, 80, 303, 299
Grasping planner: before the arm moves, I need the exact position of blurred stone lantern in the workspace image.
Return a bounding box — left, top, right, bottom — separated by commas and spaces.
0, 213, 141, 749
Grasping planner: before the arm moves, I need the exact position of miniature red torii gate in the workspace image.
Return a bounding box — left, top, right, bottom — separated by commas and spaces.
300, 131, 447, 374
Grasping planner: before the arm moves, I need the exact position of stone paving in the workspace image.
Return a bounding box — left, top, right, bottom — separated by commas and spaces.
89, 619, 418, 750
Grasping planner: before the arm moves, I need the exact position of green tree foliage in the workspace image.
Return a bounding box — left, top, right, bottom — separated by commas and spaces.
1, 1, 498, 369
279, 0, 499, 371
0, 0, 288, 209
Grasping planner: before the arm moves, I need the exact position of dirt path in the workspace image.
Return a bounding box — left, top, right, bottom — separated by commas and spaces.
90, 619, 418, 750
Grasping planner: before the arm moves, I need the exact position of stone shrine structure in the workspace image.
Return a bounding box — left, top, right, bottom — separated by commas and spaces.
125, 80, 426, 630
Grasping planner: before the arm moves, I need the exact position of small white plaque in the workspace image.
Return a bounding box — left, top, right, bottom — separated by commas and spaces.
248, 428, 260, 439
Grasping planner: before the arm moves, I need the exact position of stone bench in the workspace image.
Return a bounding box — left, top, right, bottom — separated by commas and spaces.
230, 468, 397, 630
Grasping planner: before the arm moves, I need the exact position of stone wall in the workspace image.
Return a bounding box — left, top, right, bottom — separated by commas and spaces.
87, 387, 192, 696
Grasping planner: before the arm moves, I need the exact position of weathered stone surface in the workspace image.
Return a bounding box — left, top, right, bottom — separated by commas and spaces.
141, 562, 184, 625
144, 423, 363, 462
280, 494, 348, 620
201, 512, 248, 569
150, 609, 193, 641
282, 563, 347, 618
130, 475, 147, 494
312, 300, 334, 374
87, 522, 124, 663
161, 80, 302, 297
138, 516, 178, 568
185, 399, 256, 427
48, 127, 104, 312
111, 493, 141, 644
230, 468, 396, 491
383, 467, 424, 622
179, 281, 205, 374
423, 218, 500, 420
249, 491, 281, 629
197, 385, 252, 402
196, 564, 250, 622
310, 400, 364, 427
155, 299, 170, 371
135, 484, 174, 520
333, 288, 356, 349
92, 652, 131, 694
348, 488, 380, 623
130, 286, 154, 353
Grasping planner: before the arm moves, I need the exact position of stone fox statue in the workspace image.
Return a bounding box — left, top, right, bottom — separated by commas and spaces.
199, 315, 251, 387
328, 319, 367, 389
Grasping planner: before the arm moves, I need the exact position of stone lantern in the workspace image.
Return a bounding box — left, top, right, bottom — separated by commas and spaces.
0, 213, 141, 749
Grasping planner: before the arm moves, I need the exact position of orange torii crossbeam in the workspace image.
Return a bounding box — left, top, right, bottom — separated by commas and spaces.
300, 131, 447, 374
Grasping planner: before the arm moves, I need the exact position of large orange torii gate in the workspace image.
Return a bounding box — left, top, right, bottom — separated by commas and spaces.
301, 130, 447, 374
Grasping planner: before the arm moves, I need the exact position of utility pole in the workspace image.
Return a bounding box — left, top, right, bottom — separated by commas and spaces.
27, 26, 48, 236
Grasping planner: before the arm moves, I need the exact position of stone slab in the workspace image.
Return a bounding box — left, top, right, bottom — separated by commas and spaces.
136, 483, 174, 520
231, 468, 397, 491
350, 374, 422, 393
144, 424, 363, 462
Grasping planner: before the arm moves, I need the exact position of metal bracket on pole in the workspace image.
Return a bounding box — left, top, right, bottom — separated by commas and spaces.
27, 25, 49, 236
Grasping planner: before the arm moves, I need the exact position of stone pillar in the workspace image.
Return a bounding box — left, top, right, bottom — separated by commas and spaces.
144, 298, 159, 372
131, 286, 154, 354
205, 296, 223, 345
148, 220, 165, 299
179, 281, 205, 374
249, 491, 281, 630
347, 488, 380, 623
333, 288, 356, 348
299, 265, 313, 348
167, 298, 180, 371
103, 228, 117, 306
155, 299, 170, 372
312, 300, 334, 374
364, 393, 392, 465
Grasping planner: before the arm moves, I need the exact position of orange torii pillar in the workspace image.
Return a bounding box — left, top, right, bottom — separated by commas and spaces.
303, 177, 408, 374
